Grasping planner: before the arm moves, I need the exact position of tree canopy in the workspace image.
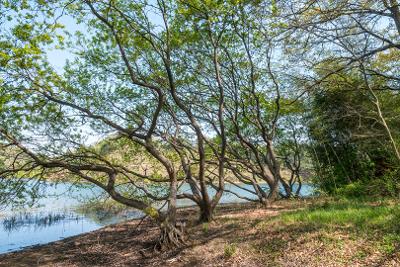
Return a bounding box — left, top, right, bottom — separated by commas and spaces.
1, 0, 400, 248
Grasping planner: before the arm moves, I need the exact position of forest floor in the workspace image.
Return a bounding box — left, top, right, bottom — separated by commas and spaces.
0, 198, 399, 267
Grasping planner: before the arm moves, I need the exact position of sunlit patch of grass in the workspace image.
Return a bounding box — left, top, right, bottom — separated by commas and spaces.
274, 200, 400, 232
257, 199, 400, 256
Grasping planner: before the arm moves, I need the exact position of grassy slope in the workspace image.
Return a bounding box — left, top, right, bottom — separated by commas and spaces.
0, 198, 399, 267
185, 198, 400, 266
253, 199, 400, 266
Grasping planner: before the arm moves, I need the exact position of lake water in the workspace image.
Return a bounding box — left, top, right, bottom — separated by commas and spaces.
0, 181, 314, 254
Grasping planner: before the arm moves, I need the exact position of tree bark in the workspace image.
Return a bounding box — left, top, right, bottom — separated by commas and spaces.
157, 217, 185, 250
198, 202, 214, 223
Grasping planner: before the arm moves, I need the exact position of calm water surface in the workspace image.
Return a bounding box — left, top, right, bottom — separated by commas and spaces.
0, 182, 314, 254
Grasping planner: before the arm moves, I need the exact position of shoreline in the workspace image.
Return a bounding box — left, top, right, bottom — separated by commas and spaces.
1, 199, 398, 267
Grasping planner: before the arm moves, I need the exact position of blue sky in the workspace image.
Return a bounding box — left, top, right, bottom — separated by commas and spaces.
45, 1, 164, 72
45, 15, 83, 72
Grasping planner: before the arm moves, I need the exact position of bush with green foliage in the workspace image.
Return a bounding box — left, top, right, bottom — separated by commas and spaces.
308, 66, 400, 197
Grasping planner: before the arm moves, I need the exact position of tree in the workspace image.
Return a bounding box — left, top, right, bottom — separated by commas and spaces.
307, 61, 400, 194
282, 0, 400, 152
0, 0, 189, 248
1, 0, 255, 243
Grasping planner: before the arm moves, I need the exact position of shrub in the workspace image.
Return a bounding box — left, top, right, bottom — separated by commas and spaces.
335, 181, 366, 198
381, 168, 400, 197
363, 168, 400, 197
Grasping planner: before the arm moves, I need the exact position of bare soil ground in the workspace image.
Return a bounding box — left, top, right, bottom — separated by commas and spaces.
0, 199, 399, 267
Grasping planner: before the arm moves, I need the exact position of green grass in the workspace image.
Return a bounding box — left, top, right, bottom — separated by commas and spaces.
278, 200, 399, 230
223, 243, 237, 258
202, 222, 209, 234
264, 199, 400, 254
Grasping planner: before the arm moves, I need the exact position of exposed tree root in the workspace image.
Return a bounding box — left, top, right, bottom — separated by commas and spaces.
155, 221, 186, 251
